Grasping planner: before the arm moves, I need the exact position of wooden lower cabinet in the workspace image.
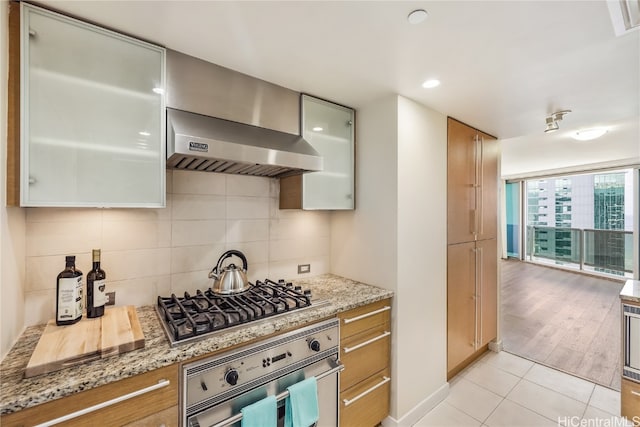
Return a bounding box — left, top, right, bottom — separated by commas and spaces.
622, 378, 640, 423
0, 364, 178, 427
447, 238, 497, 378
340, 368, 391, 427
337, 299, 392, 426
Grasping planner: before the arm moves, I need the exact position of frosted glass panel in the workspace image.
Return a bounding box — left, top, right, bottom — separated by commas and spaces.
21, 4, 165, 207
301, 95, 355, 210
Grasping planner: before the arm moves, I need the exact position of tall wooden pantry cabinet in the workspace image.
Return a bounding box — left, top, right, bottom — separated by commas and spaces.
447, 117, 499, 379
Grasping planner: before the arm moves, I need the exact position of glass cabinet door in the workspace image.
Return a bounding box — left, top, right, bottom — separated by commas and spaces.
21, 4, 165, 207
301, 95, 355, 210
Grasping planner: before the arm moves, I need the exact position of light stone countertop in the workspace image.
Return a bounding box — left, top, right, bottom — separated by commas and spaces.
0, 274, 393, 415
620, 279, 640, 303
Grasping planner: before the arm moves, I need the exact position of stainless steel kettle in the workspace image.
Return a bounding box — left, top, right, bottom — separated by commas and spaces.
208, 250, 250, 294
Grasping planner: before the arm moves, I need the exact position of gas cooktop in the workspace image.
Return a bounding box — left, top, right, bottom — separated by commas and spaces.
156, 279, 324, 347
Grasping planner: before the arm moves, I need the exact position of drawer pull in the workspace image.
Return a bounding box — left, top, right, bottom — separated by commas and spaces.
343, 331, 391, 354
343, 306, 391, 324
631, 390, 640, 397
343, 376, 391, 407
34, 379, 170, 427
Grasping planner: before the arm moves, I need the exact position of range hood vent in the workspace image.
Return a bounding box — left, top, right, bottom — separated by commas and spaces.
166, 108, 323, 178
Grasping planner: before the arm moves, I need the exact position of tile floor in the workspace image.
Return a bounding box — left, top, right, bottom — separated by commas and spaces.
414, 351, 634, 427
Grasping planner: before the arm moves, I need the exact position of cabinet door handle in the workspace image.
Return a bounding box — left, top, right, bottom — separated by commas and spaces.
343, 376, 391, 407
342, 306, 391, 324
477, 246, 483, 347
478, 135, 484, 236
343, 331, 391, 354
34, 379, 170, 427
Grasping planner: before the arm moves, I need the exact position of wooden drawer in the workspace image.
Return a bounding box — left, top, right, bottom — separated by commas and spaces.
338, 299, 391, 340
1, 364, 178, 427
123, 405, 178, 427
622, 378, 640, 422
340, 368, 391, 427
340, 324, 390, 391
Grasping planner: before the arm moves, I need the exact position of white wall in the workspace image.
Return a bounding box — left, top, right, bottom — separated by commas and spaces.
396, 97, 448, 417
21, 170, 331, 326
332, 94, 448, 423
1, 0, 27, 360
331, 95, 398, 288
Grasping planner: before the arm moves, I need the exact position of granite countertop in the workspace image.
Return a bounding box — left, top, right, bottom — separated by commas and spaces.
620, 279, 640, 303
1, 274, 393, 415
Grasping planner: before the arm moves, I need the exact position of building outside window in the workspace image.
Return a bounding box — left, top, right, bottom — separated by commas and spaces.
524, 169, 634, 277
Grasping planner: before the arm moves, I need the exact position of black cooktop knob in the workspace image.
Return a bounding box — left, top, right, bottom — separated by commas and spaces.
224, 368, 239, 386
309, 338, 321, 352
200, 380, 208, 391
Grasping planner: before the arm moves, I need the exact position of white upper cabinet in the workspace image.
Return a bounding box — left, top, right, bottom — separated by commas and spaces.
300, 95, 355, 210
20, 4, 166, 207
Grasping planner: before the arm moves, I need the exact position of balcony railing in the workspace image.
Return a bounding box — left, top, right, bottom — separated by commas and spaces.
526, 226, 634, 278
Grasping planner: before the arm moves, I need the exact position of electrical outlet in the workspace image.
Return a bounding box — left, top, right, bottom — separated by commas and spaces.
105, 292, 116, 306
298, 264, 311, 274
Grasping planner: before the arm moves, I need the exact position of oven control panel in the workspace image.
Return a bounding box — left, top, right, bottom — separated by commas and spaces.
183, 318, 340, 408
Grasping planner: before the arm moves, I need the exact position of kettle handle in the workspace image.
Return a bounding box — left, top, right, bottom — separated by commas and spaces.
216, 250, 249, 272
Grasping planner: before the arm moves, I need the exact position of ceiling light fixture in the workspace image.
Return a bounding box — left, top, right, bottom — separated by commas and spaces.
408, 9, 428, 24
152, 87, 165, 95
312, 126, 323, 132
422, 79, 441, 89
544, 110, 571, 133
572, 128, 608, 141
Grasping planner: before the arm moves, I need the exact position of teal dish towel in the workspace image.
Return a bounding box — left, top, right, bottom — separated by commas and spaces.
285, 377, 319, 427
241, 395, 277, 427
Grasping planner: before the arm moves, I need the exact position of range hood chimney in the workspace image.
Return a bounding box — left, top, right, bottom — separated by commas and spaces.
165, 50, 322, 177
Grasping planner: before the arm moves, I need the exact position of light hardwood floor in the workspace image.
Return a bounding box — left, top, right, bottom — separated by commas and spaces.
501, 259, 624, 390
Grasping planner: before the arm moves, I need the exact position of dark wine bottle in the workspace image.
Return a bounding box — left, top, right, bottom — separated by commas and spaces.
56, 255, 83, 326
87, 249, 106, 318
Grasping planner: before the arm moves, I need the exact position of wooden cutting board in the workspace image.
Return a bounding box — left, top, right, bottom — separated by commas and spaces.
25, 305, 145, 378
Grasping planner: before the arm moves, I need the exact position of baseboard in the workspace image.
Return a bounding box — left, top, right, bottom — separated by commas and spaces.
381, 382, 449, 427
489, 339, 503, 352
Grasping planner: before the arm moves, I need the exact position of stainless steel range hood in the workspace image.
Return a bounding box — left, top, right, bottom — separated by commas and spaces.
165, 50, 322, 177
166, 108, 322, 176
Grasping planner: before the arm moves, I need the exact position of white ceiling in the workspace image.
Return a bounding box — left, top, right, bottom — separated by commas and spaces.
35, 0, 640, 170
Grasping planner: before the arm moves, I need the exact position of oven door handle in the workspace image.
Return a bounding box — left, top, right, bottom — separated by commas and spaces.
209, 362, 345, 427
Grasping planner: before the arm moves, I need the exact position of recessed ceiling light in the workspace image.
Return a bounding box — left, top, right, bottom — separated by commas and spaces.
408, 9, 428, 25
422, 79, 441, 89
312, 126, 323, 132
152, 87, 165, 95
139, 131, 151, 136
572, 128, 608, 141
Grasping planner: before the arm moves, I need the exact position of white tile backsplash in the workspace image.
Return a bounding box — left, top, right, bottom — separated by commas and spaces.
226, 196, 271, 219
102, 220, 171, 250
27, 221, 102, 257
226, 219, 269, 243
23, 173, 331, 326
226, 175, 271, 197
171, 244, 227, 274
172, 194, 226, 220
172, 170, 226, 195
171, 220, 226, 247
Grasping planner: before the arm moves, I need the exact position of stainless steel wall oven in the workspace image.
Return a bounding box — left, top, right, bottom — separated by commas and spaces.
182, 318, 342, 427
623, 303, 640, 382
